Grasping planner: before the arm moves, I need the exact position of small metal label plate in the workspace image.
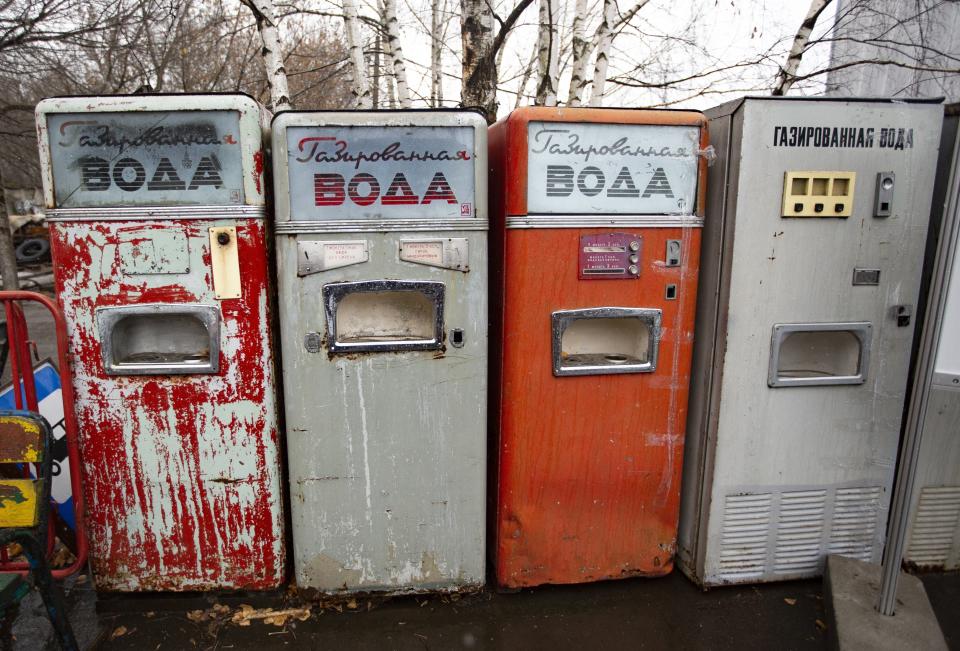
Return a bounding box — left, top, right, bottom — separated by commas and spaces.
399, 238, 469, 272
578, 233, 640, 280
853, 268, 881, 286
298, 240, 369, 276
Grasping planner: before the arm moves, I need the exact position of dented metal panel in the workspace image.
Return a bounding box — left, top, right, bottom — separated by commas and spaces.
37, 94, 285, 591
272, 110, 487, 594
677, 97, 942, 587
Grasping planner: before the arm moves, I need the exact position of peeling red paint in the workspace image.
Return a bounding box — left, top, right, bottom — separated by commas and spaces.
253, 150, 264, 196
49, 217, 285, 592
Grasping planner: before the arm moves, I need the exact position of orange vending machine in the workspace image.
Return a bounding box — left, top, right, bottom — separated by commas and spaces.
489, 107, 708, 588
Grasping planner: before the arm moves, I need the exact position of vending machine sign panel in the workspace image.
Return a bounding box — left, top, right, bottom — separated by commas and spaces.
286, 125, 476, 220
526, 121, 700, 215
46, 111, 244, 207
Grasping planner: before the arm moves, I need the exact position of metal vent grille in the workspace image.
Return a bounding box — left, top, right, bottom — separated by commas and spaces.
713, 485, 884, 584
828, 486, 882, 561
906, 486, 960, 569
774, 490, 826, 575
718, 493, 771, 580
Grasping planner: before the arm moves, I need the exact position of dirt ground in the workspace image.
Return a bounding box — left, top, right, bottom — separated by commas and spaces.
6, 568, 958, 650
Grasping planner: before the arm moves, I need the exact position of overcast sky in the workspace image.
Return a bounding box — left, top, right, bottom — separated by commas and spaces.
354, 0, 839, 117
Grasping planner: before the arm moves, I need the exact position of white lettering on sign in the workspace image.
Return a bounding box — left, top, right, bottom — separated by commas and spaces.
46, 111, 244, 207
286, 125, 476, 220
526, 122, 699, 215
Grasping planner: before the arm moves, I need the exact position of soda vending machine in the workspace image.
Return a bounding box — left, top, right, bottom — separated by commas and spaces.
678, 97, 942, 587
271, 110, 487, 593
903, 117, 960, 572
36, 94, 285, 591
488, 107, 708, 588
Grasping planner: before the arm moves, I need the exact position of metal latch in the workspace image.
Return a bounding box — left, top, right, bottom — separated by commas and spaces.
894, 305, 912, 327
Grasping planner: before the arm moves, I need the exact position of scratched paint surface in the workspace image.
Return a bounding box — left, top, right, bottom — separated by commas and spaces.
49, 218, 285, 591
489, 107, 707, 588
277, 231, 487, 594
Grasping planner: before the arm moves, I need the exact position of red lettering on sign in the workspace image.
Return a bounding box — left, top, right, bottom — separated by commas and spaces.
421, 172, 458, 205
314, 173, 345, 206
382, 173, 419, 205
347, 173, 380, 206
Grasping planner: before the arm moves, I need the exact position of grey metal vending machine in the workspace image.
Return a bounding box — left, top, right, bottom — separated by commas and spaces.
678, 97, 943, 586
271, 110, 487, 593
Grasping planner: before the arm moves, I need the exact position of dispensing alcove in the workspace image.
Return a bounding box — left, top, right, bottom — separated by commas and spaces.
551, 307, 662, 376
768, 322, 872, 387
323, 280, 445, 354
96, 304, 220, 375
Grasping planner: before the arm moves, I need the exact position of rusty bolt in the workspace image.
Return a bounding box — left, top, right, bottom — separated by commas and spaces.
217, 232, 231, 246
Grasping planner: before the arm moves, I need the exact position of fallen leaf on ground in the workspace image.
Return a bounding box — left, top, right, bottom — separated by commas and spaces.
110, 626, 127, 640
346, 599, 358, 610
815, 619, 827, 631
231, 606, 311, 627
186, 609, 207, 622
784, 598, 797, 606
212, 603, 231, 615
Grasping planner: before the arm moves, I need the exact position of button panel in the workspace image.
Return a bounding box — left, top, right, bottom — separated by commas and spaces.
578, 233, 641, 280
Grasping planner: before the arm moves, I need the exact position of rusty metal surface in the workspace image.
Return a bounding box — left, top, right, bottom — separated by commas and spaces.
0, 415, 42, 462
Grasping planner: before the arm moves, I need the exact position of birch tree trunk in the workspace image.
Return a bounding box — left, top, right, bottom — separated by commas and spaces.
567, 0, 589, 107
382, 0, 411, 107
773, 0, 833, 95
588, 0, 616, 107
461, 0, 535, 123
431, 0, 444, 107
535, 0, 559, 106
588, 0, 650, 107
239, 0, 291, 111
343, 0, 372, 108
461, 0, 497, 121
379, 12, 398, 108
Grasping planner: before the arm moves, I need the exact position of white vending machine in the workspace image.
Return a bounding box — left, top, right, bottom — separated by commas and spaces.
678, 97, 943, 586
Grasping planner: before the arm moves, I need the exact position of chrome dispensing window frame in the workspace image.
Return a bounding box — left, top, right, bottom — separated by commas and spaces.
323, 280, 445, 354
96, 304, 221, 376
551, 307, 662, 377
768, 322, 872, 388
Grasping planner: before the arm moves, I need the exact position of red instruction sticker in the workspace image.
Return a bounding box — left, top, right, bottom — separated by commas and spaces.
578, 233, 641, 280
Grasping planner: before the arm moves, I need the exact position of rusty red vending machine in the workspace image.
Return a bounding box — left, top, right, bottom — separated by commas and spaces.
489, 107, 707, 588
35, 94, 285, 591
